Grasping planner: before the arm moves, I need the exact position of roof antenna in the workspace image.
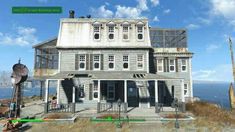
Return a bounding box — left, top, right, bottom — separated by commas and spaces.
18, 58, 21, 64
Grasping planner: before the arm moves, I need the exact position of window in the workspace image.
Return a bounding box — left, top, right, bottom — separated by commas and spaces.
157, 59, 164, 72
123, 55, 129, 70
93, 55, 100, 70
137, 54, 143, 70
123, 26, 129, 40
93, 81, 98, 99
181, 59, 187, 72
169, 59, 175, 72
108, 26, 114, 40
93, 26, 100, 40
108, 55, 115, 70
137, 26, 144, 40
79, 55, 86, 70
78, 85, 85, 98
184, 84, 188, 96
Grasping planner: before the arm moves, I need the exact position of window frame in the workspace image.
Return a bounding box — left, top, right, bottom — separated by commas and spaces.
184, 83, 189, 96
93, 55, 100, 70
108, 26, 115, 41
79, 54, 86, 71
93, 26, 101, 41
123, 55, 129, 70
169, 59, 175, 72
137, 54, 144, 70
157, 59, 164, 72
181, 59, 187, 72
108, 55, 115, 70
137, 26, 144, 41
122, 26, 129, 41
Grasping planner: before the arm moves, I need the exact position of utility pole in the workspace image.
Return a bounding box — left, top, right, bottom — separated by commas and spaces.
228, 37, 235, 109
229, 37, 235, 83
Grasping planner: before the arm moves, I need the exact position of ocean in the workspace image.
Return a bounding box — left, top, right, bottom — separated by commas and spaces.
0, 82, 231, 109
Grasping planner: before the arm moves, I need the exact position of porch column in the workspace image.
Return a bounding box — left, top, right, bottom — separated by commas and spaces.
181, 79, 186, 112
72, 86, 76, 113
97, 80, 101, 113
181, 79, 185, 102
124, 80, 127, 103
56, 80, 60, 105
44, 79, 49, 113
155, 80, 159, 113
98, 80, 101, 102
124, 80, 128, 113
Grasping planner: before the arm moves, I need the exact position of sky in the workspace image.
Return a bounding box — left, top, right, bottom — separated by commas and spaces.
0, 0, 235, 82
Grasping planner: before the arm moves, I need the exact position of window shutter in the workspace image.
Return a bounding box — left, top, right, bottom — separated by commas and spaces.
89, 83, 93, 100
75, 54, 79, 70
90, 54, 93, 70
175, 58, 178, 72
101, 54, 104, 70
154, 58, 157, 72
86, 54, 89, 70
164, 58, 168, 72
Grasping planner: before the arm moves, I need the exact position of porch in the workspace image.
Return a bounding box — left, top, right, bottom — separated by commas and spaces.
43, 72, 186, 114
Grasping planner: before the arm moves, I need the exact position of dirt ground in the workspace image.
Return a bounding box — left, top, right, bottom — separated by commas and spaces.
25, 118, 235, 132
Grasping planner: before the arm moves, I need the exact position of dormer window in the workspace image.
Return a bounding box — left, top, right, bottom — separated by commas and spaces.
94, 26, 100, 40
107, 21, 115, 41
136, 21, 144, 41
123, 26, 129, 40
93, 22, 101, 41
108, 26, 114, 40
122, 22, 130, 40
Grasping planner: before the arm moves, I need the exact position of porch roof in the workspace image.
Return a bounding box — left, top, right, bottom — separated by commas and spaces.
46, 71, 182, 80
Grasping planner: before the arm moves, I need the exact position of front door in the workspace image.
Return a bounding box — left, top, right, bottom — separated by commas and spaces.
107, 82, 115, 100
127, 87, 139, 107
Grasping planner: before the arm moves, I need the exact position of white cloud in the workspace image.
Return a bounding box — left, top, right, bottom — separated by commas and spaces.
163, 9, 171, 14
206, 44, 220, 52
193, 64, 233, 82
210, 0, 235, 28
197, 17, 211, 25
115, 5, 142, 18
90, 5, 114, 18
186, 24, 200, 30
153, 16, 159, 22
137, 0, 148, 11
150, 0, 160, 6
91, 0, 151, 19
0, 26, 39, 46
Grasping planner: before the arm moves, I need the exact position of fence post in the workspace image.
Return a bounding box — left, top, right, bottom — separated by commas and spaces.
97, 102, 100, 113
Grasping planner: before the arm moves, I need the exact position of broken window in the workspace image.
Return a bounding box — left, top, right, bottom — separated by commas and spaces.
157, 59, 164, 72
137, 54, 144, 70
93, 55, 100, 70
123, 55, 129, 70
108, 55, 115, 70
79, 55, 86, 70
93, 26, 100, 40
181, 59, 187, 72
169, 59, 175, 72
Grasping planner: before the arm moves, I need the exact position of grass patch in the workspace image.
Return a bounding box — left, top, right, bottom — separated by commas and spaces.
186, 101, 235, 125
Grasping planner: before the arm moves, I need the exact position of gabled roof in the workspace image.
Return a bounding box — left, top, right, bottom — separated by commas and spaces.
32, 37, 57, 48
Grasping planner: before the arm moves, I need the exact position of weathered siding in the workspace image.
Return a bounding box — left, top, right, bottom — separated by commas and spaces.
59, 49, 149, 72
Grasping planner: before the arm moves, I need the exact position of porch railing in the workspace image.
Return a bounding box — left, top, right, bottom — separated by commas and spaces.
47, 103, 73, 113
97, 102, 128, 113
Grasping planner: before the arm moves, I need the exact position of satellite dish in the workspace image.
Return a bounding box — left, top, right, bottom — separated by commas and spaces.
11, 60, 28, 85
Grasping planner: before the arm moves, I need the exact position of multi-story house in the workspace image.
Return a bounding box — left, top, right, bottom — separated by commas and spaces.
33, 12, 193, 113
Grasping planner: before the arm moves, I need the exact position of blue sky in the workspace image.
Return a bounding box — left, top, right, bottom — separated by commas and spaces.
0, 0, 235, 82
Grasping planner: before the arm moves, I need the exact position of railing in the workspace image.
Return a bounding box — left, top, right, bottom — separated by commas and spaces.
47, 103, 73, 113
97, 102, 128, 113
